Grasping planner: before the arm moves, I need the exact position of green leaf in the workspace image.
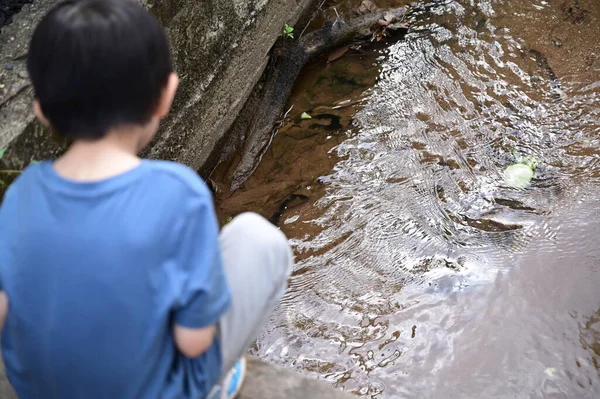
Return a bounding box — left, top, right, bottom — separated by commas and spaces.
282, 24, 295, 39
300, 112, 312, 120
0, 147, 6, 160
504, 163, 534, 189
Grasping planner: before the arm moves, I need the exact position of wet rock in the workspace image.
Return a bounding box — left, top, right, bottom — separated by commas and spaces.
562, 1, 591, 24
0, 0, 315, 188
0, 357, 351, 399
551, 37, 562, 47
239, 357, 351, 399
357, 0, 378, 16
0, 0, 33, 29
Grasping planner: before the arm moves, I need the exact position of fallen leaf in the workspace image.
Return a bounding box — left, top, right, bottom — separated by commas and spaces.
388, 22, 409, 31
300, 112, 312, 120
383, 12, 396, 22
357, 0, 377, 15
327, 45, 350, 62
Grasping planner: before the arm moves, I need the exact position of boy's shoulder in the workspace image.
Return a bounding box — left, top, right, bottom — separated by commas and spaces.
144, 160, 212, 198
3, 160, 213, 205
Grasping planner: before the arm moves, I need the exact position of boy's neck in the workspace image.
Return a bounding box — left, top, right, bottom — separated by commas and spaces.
53, 126, 150, 182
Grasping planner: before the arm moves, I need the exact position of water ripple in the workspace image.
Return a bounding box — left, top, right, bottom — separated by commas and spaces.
249, 0, 600, 397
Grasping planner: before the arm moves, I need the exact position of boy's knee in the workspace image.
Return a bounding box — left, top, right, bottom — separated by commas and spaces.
223, 212, 293, 274
228, 212, 271, 232
225, 213, 284, 245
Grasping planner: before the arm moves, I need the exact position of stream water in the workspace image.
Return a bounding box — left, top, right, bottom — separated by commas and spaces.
214, 0, 600, 397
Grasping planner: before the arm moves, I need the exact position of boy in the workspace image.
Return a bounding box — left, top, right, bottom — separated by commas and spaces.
0, 0, 293, 398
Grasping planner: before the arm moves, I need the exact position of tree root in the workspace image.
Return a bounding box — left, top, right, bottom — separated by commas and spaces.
227, 6, 410, 191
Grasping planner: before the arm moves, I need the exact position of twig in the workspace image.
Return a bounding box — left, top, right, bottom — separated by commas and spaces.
333, 7, 342, 22
299, 0, 327, 39
282, 104, 294, 119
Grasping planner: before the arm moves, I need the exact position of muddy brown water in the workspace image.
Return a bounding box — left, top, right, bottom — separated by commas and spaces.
213, 0, 600, 397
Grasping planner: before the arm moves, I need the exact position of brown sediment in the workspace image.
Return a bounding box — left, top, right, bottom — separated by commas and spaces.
211, 35, 394, 244
220, 5, 410, 192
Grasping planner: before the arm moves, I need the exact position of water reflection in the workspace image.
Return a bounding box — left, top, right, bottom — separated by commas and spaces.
215, 0, 600, 397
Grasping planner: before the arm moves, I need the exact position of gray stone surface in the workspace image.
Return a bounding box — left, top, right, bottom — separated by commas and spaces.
239, 357, 351, 399
0, 0, 314, 173
0, 1, 63, 172
0, 356, 352, 398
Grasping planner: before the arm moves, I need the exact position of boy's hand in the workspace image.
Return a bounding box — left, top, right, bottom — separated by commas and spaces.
173, 324, 216, 358
0, 291, 7, 333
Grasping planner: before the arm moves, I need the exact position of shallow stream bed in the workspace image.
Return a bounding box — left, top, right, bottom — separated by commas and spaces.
213, 0, 600, 397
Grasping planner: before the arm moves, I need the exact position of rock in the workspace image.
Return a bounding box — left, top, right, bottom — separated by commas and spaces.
356, 0, 378, 15
383, 11, 396, 22
0, 0, 315, 185
0, 0, 33, 30
239, 357, 351, 399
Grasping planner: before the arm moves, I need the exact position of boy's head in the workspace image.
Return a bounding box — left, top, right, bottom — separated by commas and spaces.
27, 0, 178, 143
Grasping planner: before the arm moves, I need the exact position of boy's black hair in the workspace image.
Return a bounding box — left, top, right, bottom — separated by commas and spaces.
27, 0, 173, 139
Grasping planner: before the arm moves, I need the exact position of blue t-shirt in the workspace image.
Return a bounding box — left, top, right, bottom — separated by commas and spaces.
0, 160, 231, 399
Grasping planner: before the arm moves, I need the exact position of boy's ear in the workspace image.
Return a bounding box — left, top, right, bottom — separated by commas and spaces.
33, 99, 51, 127
155, 73, 179, 119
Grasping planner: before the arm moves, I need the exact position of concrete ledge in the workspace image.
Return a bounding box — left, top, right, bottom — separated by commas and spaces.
240, 357, 351, 399
0, 357, 351, 398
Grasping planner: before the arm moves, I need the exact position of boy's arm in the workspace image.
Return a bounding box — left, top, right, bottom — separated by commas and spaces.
173, 324, 216, 358
172, 191, 231, 359
0, 291, 7, 332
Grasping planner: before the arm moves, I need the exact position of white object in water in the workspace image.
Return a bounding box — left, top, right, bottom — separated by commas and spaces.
504, 163, 534, 189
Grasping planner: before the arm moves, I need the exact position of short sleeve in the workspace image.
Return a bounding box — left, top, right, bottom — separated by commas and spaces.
173, 194, 231, 328
0, 185, 17, 292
